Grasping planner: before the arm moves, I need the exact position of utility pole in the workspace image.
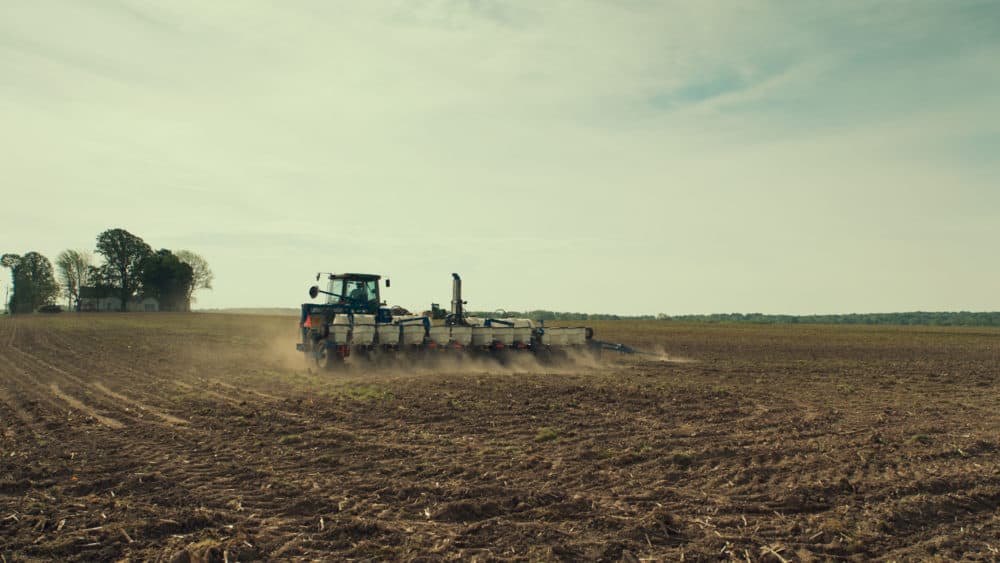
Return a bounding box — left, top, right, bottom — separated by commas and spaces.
2, 282, 8, 314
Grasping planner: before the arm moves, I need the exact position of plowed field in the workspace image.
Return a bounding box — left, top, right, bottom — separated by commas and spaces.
1, 314, 998, 561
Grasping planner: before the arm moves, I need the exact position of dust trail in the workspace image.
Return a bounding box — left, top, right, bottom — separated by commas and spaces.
271, 346, 614, 378
581, 343, 695, 364
260, 329, 694, 376
348, 350, 602, 378
647, 344, 697, 363
263, 334, 314, 370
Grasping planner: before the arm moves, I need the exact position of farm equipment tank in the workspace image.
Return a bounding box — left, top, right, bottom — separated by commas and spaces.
296, 271, 649, 369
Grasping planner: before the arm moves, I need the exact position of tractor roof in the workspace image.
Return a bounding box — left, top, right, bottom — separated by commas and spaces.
326, 273, 381, 281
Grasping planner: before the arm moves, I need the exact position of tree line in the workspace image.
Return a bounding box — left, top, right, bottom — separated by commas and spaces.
2, 228, 212, 314
471, 310, 1000, 327
654, 311, 1000, 327
469, 310, 658, 321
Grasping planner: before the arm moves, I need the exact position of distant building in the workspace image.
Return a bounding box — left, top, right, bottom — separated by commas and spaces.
132, 296, 159, 312
78, 286, 118, 312
79, 287, 159, 312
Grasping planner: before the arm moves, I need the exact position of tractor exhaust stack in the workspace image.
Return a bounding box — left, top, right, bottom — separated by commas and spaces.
450, 273, 466, 326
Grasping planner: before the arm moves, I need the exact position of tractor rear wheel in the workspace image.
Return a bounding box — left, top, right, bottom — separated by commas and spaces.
317, 343, 345, 370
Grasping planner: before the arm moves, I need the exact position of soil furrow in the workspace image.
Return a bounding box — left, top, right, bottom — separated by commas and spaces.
0, 378, 41, 433
89, 382, 188, 425
47, 383, 125, 430
2, 346, 139, 429
26, 330, 195, 417
0, 352, 94, 428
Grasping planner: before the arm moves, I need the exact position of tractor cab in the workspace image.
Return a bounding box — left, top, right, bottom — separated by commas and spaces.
307, 273, 391, 322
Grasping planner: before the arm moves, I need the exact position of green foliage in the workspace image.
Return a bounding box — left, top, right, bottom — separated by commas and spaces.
4, 251, 60, 313
0, 254, 18, 270
534, 427, 560, 442
82, 265, 119, 306
7, 231, 211, 315
341, 385, 395, 401
139, 249, 194, 312
95, 228, 153, 311
836, 383, 856, 394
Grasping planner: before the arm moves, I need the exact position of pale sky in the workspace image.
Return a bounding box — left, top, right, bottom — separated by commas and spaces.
2, 1, 998, 315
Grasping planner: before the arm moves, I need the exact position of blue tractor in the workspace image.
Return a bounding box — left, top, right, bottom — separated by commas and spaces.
297, 272, 646, 370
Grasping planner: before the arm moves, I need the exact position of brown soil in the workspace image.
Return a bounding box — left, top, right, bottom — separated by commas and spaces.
0, 314, 998, 561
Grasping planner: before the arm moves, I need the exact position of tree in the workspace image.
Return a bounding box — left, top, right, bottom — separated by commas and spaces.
139, 250, 193, 312
174, 250, 214, 306
95, 228, 152, 311
2, 254, 20, 313
5, 252, 59, 313
85, 264, 112, 288
55, 249, 92, 311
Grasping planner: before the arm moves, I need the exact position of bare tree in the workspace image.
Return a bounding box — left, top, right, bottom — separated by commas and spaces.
2, 254, 19, 313
174, 250, 214, 307
55, 249, 93, 311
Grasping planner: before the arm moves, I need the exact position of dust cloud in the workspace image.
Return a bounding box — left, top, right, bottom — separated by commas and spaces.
267, 349, 696, 378
253, 322, 691, 376
261, 343, 618, 378
645, 344, 697, 363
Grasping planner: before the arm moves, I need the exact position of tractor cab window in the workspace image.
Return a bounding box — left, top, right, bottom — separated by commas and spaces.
346, 280, 376, 308
325, 278, 346, 304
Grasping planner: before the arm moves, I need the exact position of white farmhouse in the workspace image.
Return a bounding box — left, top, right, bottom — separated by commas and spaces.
78, 287, 159, 312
